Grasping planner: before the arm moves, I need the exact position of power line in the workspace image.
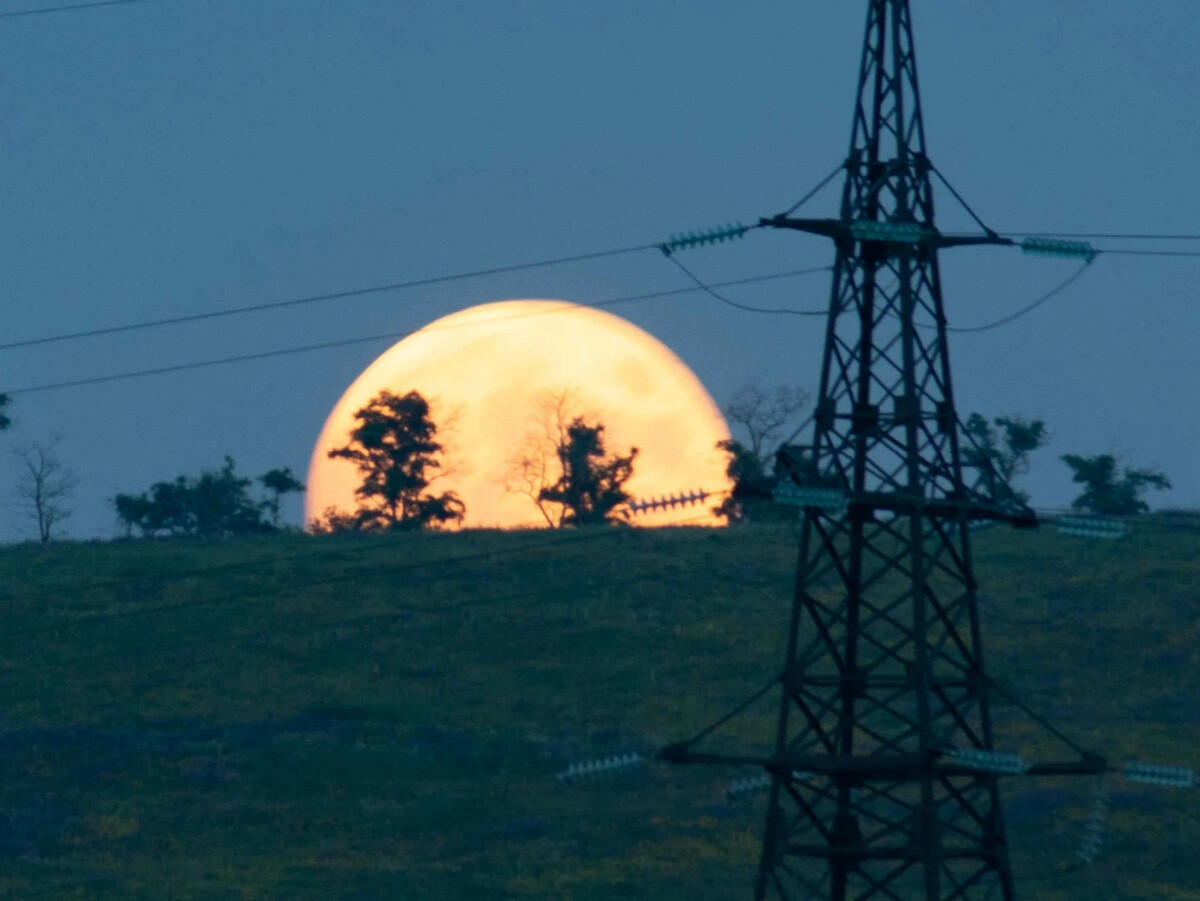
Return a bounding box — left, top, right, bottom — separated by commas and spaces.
940, 234, 1200, 256
0, 0, 148, 19
947, 258, 1094, 334
1094, 248, 1200, 258
1003, 232, 1200, 241
2, 227, 1192, 359
0, 243, 662, 353
8, 331, 409, 394
3, 266, 831, 395
666, 257, 829, 316
1, 238, 1189, 397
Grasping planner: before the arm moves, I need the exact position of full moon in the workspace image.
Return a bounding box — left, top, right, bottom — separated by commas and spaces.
306, 300, 733, 529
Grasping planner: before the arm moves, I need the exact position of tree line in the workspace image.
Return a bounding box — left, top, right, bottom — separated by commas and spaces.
309, 389, 639, 533
113, 458, 305, 538
0, 381, 1179, 543
97, 387, 638, 538
718, 386, 1172, 521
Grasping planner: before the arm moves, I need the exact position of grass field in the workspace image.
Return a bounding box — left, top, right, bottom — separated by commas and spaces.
0, 518, 1197, 899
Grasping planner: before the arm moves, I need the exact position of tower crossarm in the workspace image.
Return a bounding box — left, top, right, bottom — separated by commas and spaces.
657, 746, 1108, 781
836, 489, 1037, 527
759, 214, 1015, 251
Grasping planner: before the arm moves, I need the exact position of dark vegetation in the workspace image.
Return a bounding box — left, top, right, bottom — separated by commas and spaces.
313, 388, 638, 532
505, 387, 640, 529
318, 389, 465, 533
719, 395, 1172, 521
1062, 453, 1172, 516
0, 520, 1197, 899
0, 381, 1170, 542
715, 382, 811, 523
962, 412, 1050, 504
536, 418, 637, 526
113, 457, 303, 539
0, 386, 1191, 898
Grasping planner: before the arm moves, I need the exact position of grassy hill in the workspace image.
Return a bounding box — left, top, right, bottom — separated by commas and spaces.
0, 519, 1197, 900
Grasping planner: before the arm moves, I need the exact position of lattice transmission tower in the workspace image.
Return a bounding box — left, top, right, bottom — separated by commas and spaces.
656, 2, 1108, 898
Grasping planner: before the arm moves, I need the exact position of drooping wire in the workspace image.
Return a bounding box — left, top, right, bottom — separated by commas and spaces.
0, 242, 662, 353
665, 257, 830, 316
3, 266, 831, 395
0, 0, 148, 19
947, 258, 1094, 334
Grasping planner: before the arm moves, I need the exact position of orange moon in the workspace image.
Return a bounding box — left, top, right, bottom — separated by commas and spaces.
305, 300, 733, 529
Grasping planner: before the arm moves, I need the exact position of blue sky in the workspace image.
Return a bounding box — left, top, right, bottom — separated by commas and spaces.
2, 0, 1197, 537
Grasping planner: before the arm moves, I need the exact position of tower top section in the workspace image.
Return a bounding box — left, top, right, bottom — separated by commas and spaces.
842, 0, 930, 224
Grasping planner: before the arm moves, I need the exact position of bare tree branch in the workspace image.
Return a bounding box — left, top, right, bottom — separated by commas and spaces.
724, 382, 811, 463
504, 387, 594, 528
12, 435, 77, 544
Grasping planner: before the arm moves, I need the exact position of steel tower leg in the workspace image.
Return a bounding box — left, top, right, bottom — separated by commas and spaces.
755, 2, 1016, 897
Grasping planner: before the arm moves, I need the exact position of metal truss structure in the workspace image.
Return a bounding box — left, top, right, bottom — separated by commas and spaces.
656, 2, 1107, 898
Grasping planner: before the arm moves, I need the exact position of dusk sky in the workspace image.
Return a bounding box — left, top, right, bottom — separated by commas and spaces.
2, 0, 1198, 538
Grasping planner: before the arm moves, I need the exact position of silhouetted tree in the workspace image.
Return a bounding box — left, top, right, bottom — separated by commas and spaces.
505, 387, 587, 528
114, 492, 152, 539
191, 458, 269, 536
713, 438, 766, 523
538, 418, 637, 527
113, 456, 273, 538
715, 437, 827, 524
259, 467, 305, 527
962, 413, 1049, 503
1061, 453, 1171, 516
327, 389, 464, 531
12, 436, 76, 544
0, 394, 11, 432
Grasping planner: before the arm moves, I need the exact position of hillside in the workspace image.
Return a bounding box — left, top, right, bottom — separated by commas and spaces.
0, 520, 1197, 900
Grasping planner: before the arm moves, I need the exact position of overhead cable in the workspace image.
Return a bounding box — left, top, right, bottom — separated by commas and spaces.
0, 0, 148, 19
1002, 232, 1200, 241
1094, 248, 1200, 258
948, 259, 1095, 334
665, 257, 829, 316
3, 266, 831, 395
0, 242, 661, 352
